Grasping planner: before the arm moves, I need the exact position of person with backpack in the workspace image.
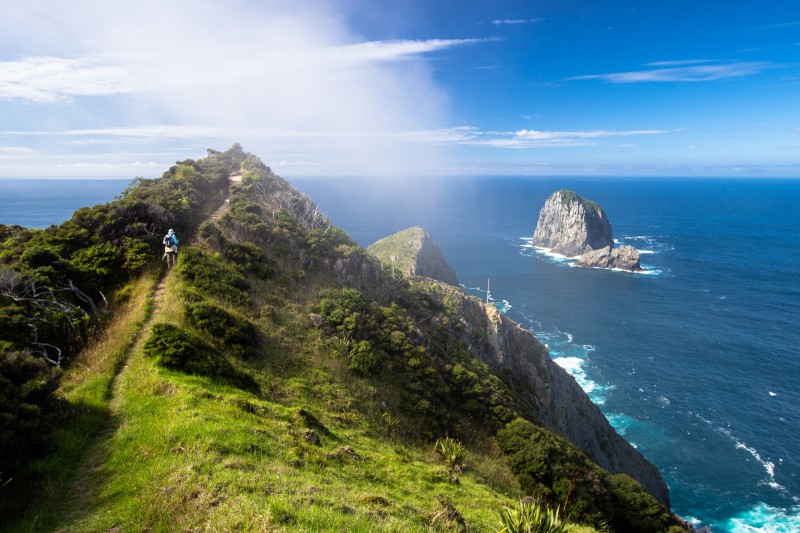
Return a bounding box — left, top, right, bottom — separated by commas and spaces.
163, 229, 179, 264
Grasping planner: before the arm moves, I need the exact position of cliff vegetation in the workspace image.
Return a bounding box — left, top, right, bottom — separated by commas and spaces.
0, 146, 685, 532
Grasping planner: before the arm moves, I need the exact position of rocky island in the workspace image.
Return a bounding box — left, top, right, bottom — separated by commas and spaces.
532, 190, 643, 272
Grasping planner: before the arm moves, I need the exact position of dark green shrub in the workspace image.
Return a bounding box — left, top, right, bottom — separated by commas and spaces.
315, 288, 369, 338
607, 474, 671, 532
143, 323, 257, 392
221, 241, 273, 278
497, 418, 613, 525
347, 339, 383, 376
497, 418, 674, 530
70, 242, 123, 286
121, 237, 151, 273
0, 351, 63, 517
177, 247, 250, 307
313, 287, 516, 434
0, 303, 29, 351
185, 300, 258, 358
19, 246, 61, 269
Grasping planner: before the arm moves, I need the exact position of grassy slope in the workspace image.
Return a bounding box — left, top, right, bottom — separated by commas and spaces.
14, 264, 595, 532
367, 226, 425, 277
6, 165, 614, 532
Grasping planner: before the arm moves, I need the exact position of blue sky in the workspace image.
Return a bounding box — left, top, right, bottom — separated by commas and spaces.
1, 0, 799, 178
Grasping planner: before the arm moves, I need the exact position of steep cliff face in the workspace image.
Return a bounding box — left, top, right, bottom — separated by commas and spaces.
578, 245, 642, 271
532, 190, 613, 257
433, 282, 670, 506
368, 226, 459, 286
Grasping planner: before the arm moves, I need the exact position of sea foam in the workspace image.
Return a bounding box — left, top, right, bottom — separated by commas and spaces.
721, 502, 800, 533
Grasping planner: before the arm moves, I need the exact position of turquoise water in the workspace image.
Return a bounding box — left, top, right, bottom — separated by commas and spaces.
2, 176, 799, 531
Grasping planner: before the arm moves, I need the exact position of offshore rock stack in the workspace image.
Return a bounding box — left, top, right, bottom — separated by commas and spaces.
532, 190, 642, 271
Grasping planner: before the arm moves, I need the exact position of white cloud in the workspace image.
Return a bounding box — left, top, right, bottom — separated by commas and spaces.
0, 0, 477, 177
645, 59, 713, 67
0, 55, 132, 102
571, 60, 771, 83
7, 124, 667, 144
379, 126, 670, 148
0, 146, 35, 155
488, 18, 545, 25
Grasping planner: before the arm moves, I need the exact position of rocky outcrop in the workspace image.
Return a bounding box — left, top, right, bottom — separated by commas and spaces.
423, 281, 670, 506
368, 226, 459, 286
578, 245, 642, 271
532, 190, 613, 257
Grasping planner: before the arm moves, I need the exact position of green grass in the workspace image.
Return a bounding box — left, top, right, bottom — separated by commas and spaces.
5, 173, 619, 531
47, 354, 515, 531
9, 270, 160, 532
9, 261, 550, 532
366, 226, 426, 278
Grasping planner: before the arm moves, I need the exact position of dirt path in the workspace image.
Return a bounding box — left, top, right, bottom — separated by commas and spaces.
131, 170, 241, 350
209, 170, 243, 224
47, 171, 244, 530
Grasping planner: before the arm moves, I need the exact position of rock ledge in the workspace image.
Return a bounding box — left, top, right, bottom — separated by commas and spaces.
577, 245, 642, 271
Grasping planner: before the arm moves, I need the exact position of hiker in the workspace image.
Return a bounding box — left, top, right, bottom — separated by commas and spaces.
163, 229, 179, 264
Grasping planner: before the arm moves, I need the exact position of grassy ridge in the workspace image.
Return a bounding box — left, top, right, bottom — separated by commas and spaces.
3, 146, 682, 532
23, 269, 517, 531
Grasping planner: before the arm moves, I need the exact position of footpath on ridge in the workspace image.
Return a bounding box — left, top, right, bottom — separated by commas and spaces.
111, 170, 242, 394
56, 171, 243, 526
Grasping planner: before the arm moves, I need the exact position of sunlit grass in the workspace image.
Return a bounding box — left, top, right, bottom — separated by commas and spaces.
8, 246, 605, 532
9, 270, 159, 532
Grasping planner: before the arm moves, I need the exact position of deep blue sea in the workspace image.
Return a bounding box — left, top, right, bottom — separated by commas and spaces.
0, 179, 130, 228
2, 176, 799, 532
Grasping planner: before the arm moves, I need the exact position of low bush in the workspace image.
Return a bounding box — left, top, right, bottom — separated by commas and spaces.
497, 418, 674, 531
497, 418, 612, 526
607, 473, 671, 532
143, 323, 257, 393
0, 351, 64, 517
497, 497, 567, 533
185, 300, 258, 358
177, 247, 250, 307
433, 437, 467, 483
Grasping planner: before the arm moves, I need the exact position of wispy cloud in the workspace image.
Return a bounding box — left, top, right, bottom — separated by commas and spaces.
0, 0, 492, 176
392, 126, 670, 148
753, 20, 800, 30
0, 55, 132, 103
336, 38, 486, 62
570, 60, 771, 83
485, 18, 545, 26
645, 59, 713, 67
0, 39, 481, 105
0, 146, 36, 156
0, 124, 672, 150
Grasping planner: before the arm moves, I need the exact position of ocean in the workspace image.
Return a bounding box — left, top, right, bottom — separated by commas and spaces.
2, 176, 799, 532
294, 176, 800, 533
0, 179, 131, 228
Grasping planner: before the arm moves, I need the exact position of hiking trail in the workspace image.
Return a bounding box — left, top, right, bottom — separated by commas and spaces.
58, 171, 244, 524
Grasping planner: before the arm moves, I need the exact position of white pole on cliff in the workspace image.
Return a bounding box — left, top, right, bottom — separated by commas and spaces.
486, 278, 490, 305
